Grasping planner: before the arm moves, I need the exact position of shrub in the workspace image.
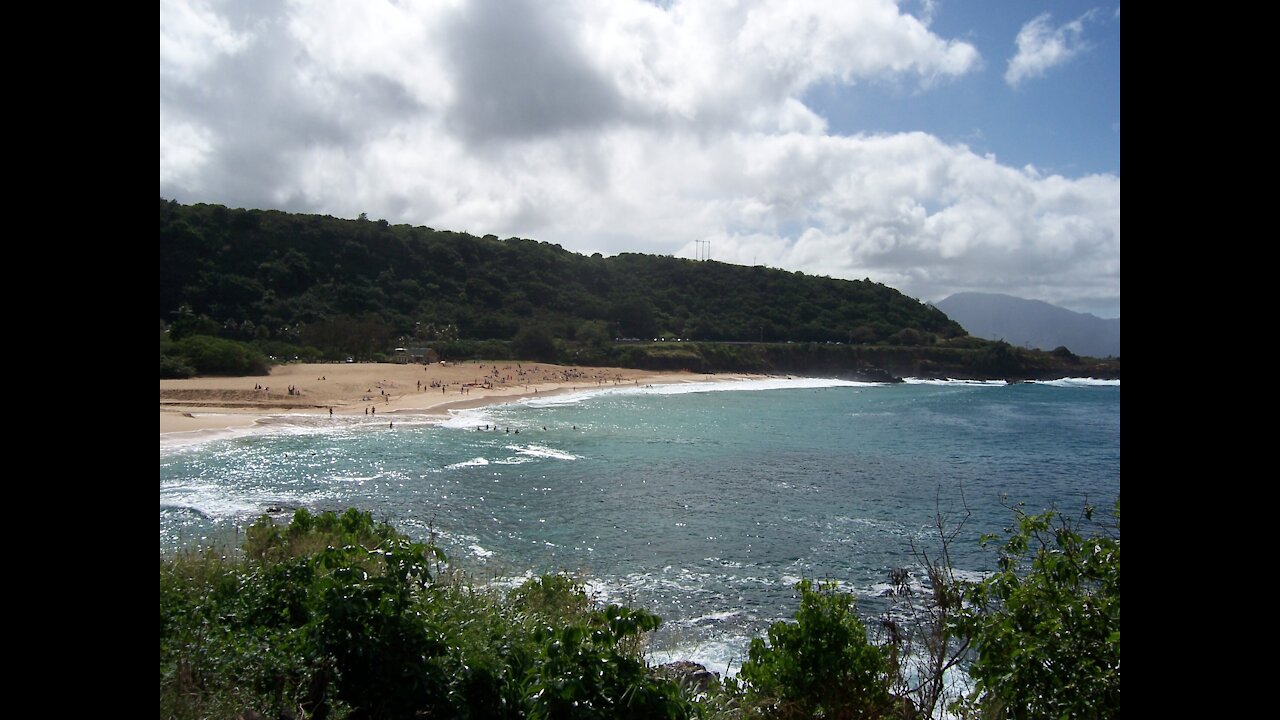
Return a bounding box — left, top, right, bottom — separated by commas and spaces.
175, 334, 270, 375
1052, 345, 1080, 361
159, 353, 196, 378
162, 512, 688, 720
953, 502, 1120, 719
525, 604, 693, 720
513, 324, 559, 362
737, 579, 892, 719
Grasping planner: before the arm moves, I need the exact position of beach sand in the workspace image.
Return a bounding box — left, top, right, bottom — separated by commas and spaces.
162, 361, 750, 436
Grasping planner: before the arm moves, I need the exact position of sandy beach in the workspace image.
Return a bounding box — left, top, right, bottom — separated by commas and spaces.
162, 361, 753, 436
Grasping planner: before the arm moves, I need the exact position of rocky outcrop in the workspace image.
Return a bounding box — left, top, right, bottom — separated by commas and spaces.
652, 660, 719, 694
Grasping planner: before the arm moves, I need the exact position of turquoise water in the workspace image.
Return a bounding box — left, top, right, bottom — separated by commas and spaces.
160, 377, 1119, 674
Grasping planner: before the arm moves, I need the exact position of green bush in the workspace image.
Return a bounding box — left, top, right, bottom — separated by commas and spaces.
737, 579, 892, 719
1051, 345, 1080, 362
310, 541, 449, 718
159, 353, 196, 378
174, 334, 270, 375
513, 324, 560, 362
162, 509, 447, 719
525, 604, 693, 720
966, 340, 1025, 377
163, 502, 1122, 720
162, 511, 688, 720
953, 502, 1120, 719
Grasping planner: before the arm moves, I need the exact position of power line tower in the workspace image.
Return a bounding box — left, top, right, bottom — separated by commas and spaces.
695, 239, 711, 261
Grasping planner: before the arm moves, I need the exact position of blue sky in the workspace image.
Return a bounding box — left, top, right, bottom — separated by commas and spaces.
161, 0, 1120, 317
808, 1, 1119, 177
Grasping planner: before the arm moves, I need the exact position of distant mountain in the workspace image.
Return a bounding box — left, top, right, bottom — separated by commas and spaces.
936, 293, 1119, 358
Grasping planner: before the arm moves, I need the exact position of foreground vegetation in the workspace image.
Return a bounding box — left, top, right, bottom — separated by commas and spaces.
161, 504, 1119, 719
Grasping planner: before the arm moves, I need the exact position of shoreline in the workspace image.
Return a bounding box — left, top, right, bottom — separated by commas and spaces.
162, 361, 763, 437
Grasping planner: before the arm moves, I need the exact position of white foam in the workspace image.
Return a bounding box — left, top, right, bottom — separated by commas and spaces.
507, 444, 580, 460
161, 412, 426, 454
518, 377, 885, 410
1030, 377, 1120, 387
902, 378, 1008, 386
656, 377, 884, 392
160, 422, 266, 451
159, 484, 264, 520
680, 609, 742, 625
648, 636, 753, 679
492, 456, 537, 466
439, 407, 499, 429
469, 544, 494, 559
522, 393, 602, 408
483, 570, 538, 591
446, 457, 490, 470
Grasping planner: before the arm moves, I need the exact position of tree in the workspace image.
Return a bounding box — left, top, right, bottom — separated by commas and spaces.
611, 298, 656, 339
969, 340, 1024, 377
513, 324, 559, 362
175, 335, 270, 375
576, 319, 611, 349
953, 501, 1120, 719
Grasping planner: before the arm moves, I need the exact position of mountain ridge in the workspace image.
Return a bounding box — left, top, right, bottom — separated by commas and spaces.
935, 292, 1119, 358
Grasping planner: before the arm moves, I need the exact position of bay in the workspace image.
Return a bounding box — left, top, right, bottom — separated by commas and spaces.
160, 377, 1120, 675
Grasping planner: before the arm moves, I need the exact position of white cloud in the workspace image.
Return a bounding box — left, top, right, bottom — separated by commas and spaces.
159, 0, 1118, 315
159, 108, 216, 190
664, 132, 1119, 309
1005, 10, 1098, 87
159, 0, 251, 81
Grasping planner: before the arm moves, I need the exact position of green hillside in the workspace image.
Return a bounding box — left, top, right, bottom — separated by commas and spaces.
160, 198, 963, 353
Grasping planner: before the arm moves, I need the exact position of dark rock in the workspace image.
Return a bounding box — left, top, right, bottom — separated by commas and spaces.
652, 660, 719, 694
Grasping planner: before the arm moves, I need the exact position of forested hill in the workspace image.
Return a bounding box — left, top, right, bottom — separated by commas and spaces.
160, 198, 964, 348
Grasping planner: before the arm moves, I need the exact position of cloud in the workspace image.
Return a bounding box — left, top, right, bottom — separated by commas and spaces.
440, 0, 625, 142
664, 132, 1120, 311
159, 0, 1117, 315
159, 0, 252, 81
1005, 10, 1098, 87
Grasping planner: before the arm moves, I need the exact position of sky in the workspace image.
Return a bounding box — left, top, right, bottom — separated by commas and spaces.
160, 0, 1120, 318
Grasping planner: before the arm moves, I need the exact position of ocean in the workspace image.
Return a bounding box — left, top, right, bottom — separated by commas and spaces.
160, 376, 1120, 677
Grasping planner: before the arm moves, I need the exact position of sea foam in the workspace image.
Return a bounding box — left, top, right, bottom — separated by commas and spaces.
1030, 377, 1120, 387
520, 377, 884, 409
902, 378, 1008, 386
507, 444, 579, 460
